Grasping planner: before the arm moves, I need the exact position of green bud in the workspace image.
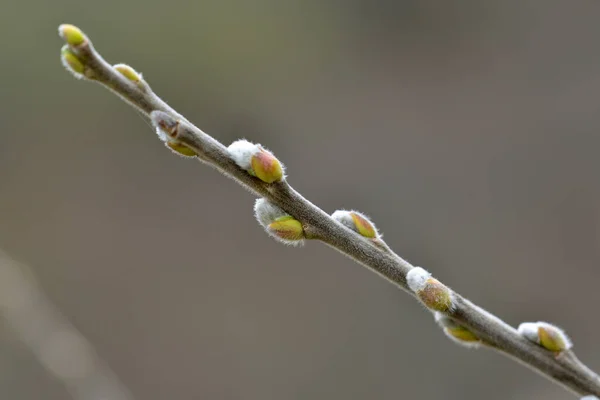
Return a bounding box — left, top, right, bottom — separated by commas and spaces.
445, 325, 479, 343
331, 210, 379, 239
113, 64, 141, 83
254, 199, 305, 246
166, 142, 196, 157
538, 325, 569, 352
61, 46, 85, 76
251, 149, 284, 183
268, 216, 304, 241
58, 24, 86, 46
350, 212, 376, 238
434, 312, 481, 348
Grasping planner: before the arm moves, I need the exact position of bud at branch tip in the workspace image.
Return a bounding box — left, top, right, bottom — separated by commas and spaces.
254, 198, 304, 246
58, 24, 86, 47
228, 140, 284, 184
407, 267, 454, 312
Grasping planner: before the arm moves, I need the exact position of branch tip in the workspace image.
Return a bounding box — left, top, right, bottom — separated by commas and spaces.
58, 24, 86, 47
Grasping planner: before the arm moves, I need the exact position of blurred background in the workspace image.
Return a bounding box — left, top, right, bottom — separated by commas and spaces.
1, 0, 600, 399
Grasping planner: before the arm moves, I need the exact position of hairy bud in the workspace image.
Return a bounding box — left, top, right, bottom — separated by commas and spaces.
518, 322, 572, 352
331, 210, 378, 238
58, 24, 86, 47
228, 140, 284, 183
60, 46, 86, 79
406, 267, 454, 312
434, 312, 480, 348
269, 216, 304, 241
254, 198, 304, 245
150, 111, 196, 158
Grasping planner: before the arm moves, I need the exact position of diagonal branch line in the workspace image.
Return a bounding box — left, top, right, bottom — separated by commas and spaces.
58, 25, 600, 397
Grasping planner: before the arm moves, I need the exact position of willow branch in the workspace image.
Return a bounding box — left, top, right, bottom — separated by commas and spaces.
57, 25, 600, 398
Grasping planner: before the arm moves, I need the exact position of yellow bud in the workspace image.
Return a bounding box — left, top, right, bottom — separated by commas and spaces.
59, 24, 86, 46
61, 46, 85, 75
538, 326, 568, 352
251, 149, 283, 183
350, 212, 377, 238
445, 326, 479, 343
166, 142, 196, 157
114, 64, 141, 83
434, 312, 481, 348
268, 216, 304, 241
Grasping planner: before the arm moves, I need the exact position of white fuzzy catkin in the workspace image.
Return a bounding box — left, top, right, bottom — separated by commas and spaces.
228, 140, 260, 170
406, 267, 431, 293
150, 111, 171, 143
517, 322, 541, 343
331, 210, 354, 227
254, 198, 287, 228
153, 125, 169, 143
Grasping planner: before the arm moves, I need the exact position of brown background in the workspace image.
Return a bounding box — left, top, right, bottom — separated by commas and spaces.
1, 1, 599, 399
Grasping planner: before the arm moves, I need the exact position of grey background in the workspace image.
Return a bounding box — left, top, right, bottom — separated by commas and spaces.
1, 0, 600, 399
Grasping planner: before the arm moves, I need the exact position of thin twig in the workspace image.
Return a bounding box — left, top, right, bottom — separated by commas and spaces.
58, 25, 600, 397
